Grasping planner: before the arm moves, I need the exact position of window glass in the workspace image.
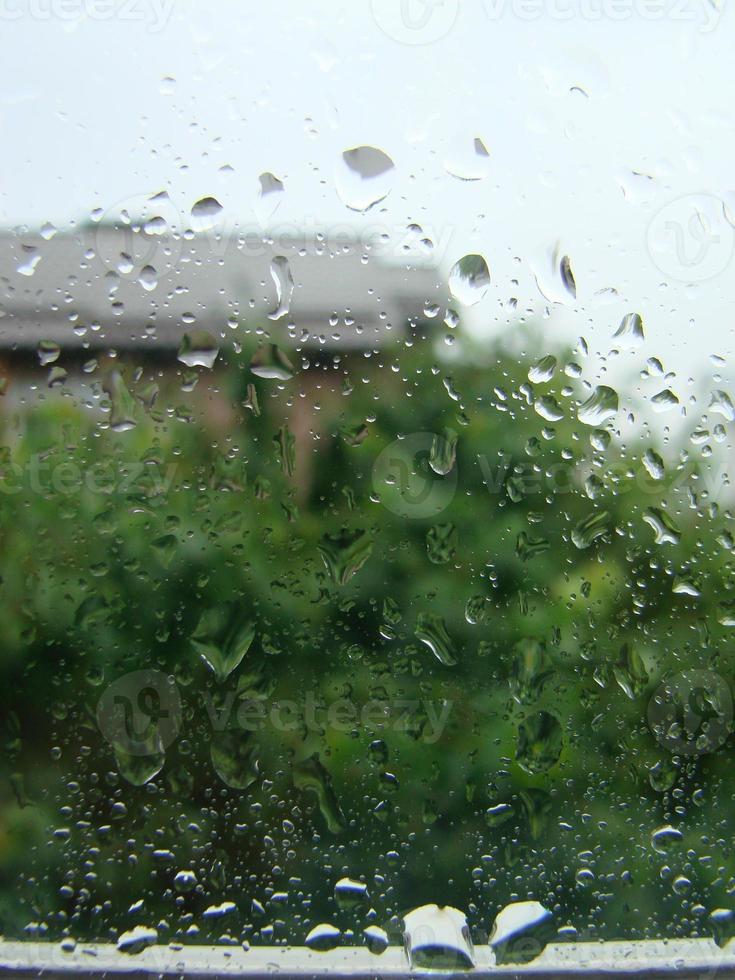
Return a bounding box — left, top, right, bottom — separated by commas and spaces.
1, 0, 734, 957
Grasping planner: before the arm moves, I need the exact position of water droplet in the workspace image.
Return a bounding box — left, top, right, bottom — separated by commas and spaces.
37, 340, 60, 366
318, 528, 373, 585
335, 145, 395, 212
210, 731, 260, 789
267, 255, 294, 320
528, 355, 557, 384
445, 136, 491, 181
293, 754, 347, 834
416, 612, 457, 666
250, 344, 295, 381
191, 604, 256, 681
103, 371, 137, 432
613, 642, 648, 699
429, 428, 457, 475
642, 448, 665, 480
334, 877, 369, 910
510, 639, 552, 704
403, 904, 474, 970
138, 264, 158, 292
643, 507, 682, 545
363, 925, 389, 954
177, 332, 219, 369
614, 312, 644, 344
709, 908, 735, 948
710, 389, 735, 422
255, 172, 284, 224
116, 926, 157, 954
651, 824, 683, 854
516, 712, 562, 774
571, 510, 612, 549
114, 748, 164, 787
426, 523, 457, 565
305, 923, 341, 951
578, 386, 618, 426
651, 389, 680, 413
173, 870, 197, 893
534, 395, 564, 422
17, 246, 41, 277
190, 196, 223, 232
449, 254, 490, 306
490, 901, 553, 965
559, 255, 576, 297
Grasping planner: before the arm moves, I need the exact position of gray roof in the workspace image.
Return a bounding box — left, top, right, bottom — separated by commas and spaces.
0, 223, 448, 355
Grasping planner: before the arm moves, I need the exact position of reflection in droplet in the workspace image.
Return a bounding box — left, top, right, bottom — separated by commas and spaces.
449, 254, 490, 306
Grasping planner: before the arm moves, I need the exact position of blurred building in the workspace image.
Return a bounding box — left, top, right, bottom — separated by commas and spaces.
0, 221, 448, 363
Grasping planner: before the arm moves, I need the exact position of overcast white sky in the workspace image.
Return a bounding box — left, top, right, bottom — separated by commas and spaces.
1, 0, 734, 397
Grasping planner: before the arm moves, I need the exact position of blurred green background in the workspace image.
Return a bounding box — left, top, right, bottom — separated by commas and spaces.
1, 325, 733, 949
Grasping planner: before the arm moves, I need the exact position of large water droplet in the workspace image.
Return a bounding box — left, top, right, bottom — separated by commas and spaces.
250, 344, 295, 381
614, 312, 644, 344
516, 711, 562, 774
448, 254, 490, 306
116, 926, 157, 955
571, 510, 612, 549
416, 612, 457, 666
490, 901, 553, 965
318, 528, 373, 585
335, 146, 395, 212
578, 386, 618, 426
429, 428, 457, 476
190, 196, 223, 232
177, 331, 219, 369
190, 603, 255, 681
403, 904, 474, 970
210, 730, 260, 789
334, 877, 369, 910
510, 639, 552, 704
305, 923, 341, 952
528, 355, 557, 384
293, 754, 347, 834
267, 255, 294, 320
444, 136, 490, 181
103, 371, 137, 432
